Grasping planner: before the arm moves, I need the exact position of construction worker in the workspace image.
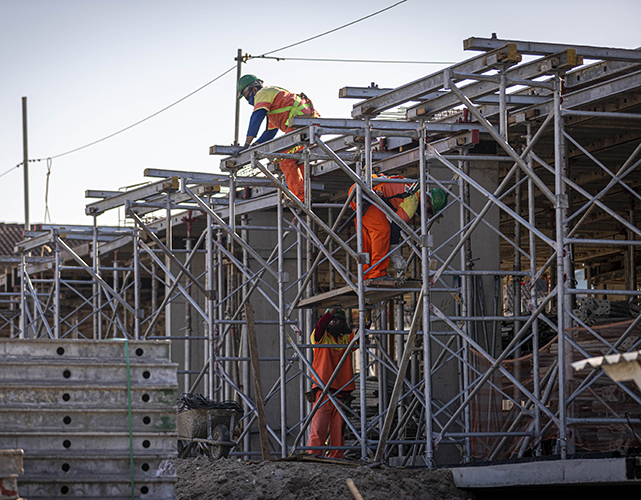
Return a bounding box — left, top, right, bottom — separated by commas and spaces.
307, 308, 356, 459
348, 175, 448, 279
237, 75, 319, 202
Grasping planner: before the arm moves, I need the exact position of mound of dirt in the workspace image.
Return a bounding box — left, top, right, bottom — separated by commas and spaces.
175, 455, 475, 500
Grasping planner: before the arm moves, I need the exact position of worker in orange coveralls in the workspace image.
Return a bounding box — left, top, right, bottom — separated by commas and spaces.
349, 175, 448, 279
307, 308, 356, 459
237, 74, 319, 202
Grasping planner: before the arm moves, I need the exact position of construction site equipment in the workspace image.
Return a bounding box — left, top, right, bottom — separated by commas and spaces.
177, 408, 242, 460
0, 339, 177, 499
176, 393, 243, 459
2, 36, 641, 486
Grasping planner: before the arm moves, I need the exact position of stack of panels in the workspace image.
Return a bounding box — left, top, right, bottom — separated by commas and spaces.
0, 449, 23, 500
0, 339, 178, 499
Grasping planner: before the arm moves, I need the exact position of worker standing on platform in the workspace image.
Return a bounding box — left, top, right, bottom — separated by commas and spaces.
349, 175, 448, 279
237, 75, 319, 202
307, 308, 356, 459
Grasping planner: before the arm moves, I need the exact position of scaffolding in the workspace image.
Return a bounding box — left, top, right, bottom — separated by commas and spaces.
5, 37, 641, 466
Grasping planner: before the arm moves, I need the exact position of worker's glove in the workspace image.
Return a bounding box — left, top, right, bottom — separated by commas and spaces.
405, 181, 420, 196
398, 192, 419, 222
233, 145, 249, 158
389, 245, 407, 277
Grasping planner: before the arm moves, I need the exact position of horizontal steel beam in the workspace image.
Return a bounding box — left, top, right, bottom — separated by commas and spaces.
352, 43, 521, 118
407, 50, 581, 119
85, 178, 179, 216
464, 37, 641, 63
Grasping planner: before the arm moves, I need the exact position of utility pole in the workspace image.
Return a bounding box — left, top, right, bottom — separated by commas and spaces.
22, 97, 30, 233
234, 48, 242, 145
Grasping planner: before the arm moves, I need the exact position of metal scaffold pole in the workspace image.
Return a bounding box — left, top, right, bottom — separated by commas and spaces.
7, 38, 641, 470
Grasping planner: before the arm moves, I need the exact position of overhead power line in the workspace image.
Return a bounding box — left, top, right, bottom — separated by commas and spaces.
7, 0, 409, 169
47, 65, 237, 161
256, 0, 408, 57
248, 55, 455, 65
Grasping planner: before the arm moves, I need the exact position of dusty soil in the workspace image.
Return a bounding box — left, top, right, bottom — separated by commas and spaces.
175, 455, 475, 500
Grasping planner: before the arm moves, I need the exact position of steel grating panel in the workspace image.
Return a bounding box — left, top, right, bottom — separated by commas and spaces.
0, 339, 178, 499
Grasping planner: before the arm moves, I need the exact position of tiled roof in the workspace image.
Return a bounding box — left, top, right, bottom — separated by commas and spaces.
0, 223, 24, 256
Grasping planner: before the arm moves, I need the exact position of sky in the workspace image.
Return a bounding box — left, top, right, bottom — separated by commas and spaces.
1, 0, 640, 228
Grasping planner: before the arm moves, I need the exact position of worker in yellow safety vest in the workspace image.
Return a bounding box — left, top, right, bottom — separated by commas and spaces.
237, 75, 320, 202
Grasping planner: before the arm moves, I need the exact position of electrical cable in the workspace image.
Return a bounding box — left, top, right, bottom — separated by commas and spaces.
255, 0, 408, 57
4, 0, 409, 171
47, 65, 237, 161
1, 65, 235, 180
248, 55, 455, 65
44, 157, 52, 223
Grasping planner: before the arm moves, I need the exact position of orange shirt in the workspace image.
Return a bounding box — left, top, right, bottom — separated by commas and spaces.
311, 313, 355, 393
349, 175, 420, 223
253, 86, 317, 133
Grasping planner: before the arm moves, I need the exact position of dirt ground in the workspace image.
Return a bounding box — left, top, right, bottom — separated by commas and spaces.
174, 455, 476, 500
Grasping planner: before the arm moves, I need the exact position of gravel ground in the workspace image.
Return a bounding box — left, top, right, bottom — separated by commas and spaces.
174, 455, 476, 500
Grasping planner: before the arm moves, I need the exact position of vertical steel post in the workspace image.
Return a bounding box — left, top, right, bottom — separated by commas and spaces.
113, 257, 120, 336
297, 214, 308, 429
526, 121, 542, 456
92, 216, 100, 340
419, 121, 434, 466
184, 233, 192, 392
234, 48, 243, 146
458, 152, 472, 462
277, 188, 287, 457
133, 227, 141, 340
164, 197, 173, 339
20, 253, 26, 339
394, 298, 405, 456
206, 196, 216, 398
217, 227, 224, 400
226, 174, 237, 401
22, 97, 29, 233
54, 234, 61, 339
241, 213, 251, 455
553, 74, 568, 459
355, 179, 367, 458
151, 260, 158, 339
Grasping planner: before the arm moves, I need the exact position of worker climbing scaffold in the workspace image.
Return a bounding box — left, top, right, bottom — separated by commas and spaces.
237, 74, 320, 202
348, 174, 448, 280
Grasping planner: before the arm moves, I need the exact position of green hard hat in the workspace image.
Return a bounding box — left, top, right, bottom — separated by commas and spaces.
429, 188, 448, 213
238, 74, 262, 99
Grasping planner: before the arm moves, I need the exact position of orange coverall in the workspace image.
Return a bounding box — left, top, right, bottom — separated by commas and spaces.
252, 87, 319, 202
307, 311, 355, 459
349, 176, 420, 279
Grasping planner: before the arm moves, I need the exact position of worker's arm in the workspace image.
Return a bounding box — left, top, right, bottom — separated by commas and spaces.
255, 127, 278, 144
312, 309, 336, 343
396, 191, 419, 223
244, 108, 268, 146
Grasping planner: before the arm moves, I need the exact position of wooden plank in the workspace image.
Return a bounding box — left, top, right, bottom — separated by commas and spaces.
244, 303, 271, 461
296, 282, 423, 309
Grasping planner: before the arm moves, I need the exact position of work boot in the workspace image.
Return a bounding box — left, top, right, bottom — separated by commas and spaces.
389, 245, 407, 277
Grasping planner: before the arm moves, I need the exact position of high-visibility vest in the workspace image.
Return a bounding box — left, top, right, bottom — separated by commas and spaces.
253, 86, 318, 132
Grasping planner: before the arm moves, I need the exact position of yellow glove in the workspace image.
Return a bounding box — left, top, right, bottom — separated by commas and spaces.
398, 193, 419, 222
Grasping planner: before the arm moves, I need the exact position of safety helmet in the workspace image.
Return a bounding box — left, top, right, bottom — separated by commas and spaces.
429, 188, 448, 213
237, 74, 262, 99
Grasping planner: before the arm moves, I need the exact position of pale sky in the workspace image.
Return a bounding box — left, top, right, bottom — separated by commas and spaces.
1, 0, 639, 227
